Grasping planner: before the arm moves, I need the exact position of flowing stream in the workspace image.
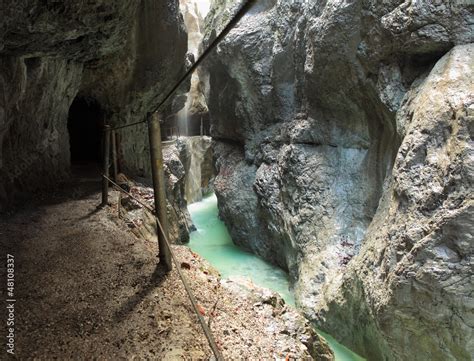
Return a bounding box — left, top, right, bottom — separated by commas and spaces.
188, 194, 365, 361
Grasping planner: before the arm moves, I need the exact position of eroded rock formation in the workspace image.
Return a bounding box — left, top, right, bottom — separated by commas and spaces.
204, 1, 473, 359
176, 0, 211, 136
317, 45, 473, 361
0, 0, 187, 210
0, 0, 199, 245
115, 141, 193, 245
115, 136, 214, 244
1, 0, 472, 358
178, 136, 214, 204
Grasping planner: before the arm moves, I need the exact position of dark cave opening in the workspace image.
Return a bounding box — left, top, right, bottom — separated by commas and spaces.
67, 97, 104, 164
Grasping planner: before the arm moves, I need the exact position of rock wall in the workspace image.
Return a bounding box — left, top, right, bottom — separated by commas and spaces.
118, 140, 193, 244
0, 57, 82, 205
117, 136, 214, 244
318, 44, 473, 361
72, 0, 189, 179
0, 0, 188, 210
177, 0, 211, 136
164, 141, 194, 243
204, 0, 473, 359
177, 136, 214, 204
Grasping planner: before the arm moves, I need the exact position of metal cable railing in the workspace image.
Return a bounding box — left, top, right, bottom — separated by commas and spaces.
99, 1, 257, 359
110, 0, 255, 132
104, 175, 223, 360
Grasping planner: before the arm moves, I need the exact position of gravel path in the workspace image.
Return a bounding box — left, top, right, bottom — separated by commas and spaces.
0, 170, 332, 360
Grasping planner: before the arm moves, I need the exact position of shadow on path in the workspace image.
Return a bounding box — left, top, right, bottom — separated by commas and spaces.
113, 263, 169, 322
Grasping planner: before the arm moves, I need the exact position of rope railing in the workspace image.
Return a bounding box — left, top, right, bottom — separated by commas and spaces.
103, 175, 224, 360
99, 1, 257, 358
109, 0, 255, 132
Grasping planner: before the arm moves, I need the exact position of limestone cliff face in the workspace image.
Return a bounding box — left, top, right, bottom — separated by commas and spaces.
318, 44, 473, 361
178, 136, 214, 204
164, 141, 194, 244
204, 1, 473, 359
0, 0, 188, 210
177, 0, 211, 135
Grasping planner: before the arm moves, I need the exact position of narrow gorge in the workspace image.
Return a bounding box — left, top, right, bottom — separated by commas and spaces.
0, 0, 472, 360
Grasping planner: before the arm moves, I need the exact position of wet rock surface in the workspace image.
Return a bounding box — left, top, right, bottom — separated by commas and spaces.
204, 1, 473, 359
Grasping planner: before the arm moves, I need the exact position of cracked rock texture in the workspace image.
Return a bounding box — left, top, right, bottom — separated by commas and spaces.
205, 1, 473, 360
317, 45, 473, 361
0, 0, 188, 209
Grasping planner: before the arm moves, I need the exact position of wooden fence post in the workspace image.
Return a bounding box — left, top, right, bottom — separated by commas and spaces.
111, 130, 118, 182
101, 125, 111, 207
147, 113, 172, 271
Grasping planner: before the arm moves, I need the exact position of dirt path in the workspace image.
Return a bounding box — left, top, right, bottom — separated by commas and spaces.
0, 170, 213, 359
0, 170, 332, 360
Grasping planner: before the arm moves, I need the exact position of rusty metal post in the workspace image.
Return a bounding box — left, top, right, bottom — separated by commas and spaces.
147, 113, 172, 271
101, 125, 111, 207
111, 130, 118, 182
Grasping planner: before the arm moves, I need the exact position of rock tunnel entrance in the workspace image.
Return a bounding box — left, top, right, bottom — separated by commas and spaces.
67, 96, 104, 164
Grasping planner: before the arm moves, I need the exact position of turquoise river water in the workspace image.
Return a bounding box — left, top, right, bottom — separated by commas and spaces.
188, 194, 365, 361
